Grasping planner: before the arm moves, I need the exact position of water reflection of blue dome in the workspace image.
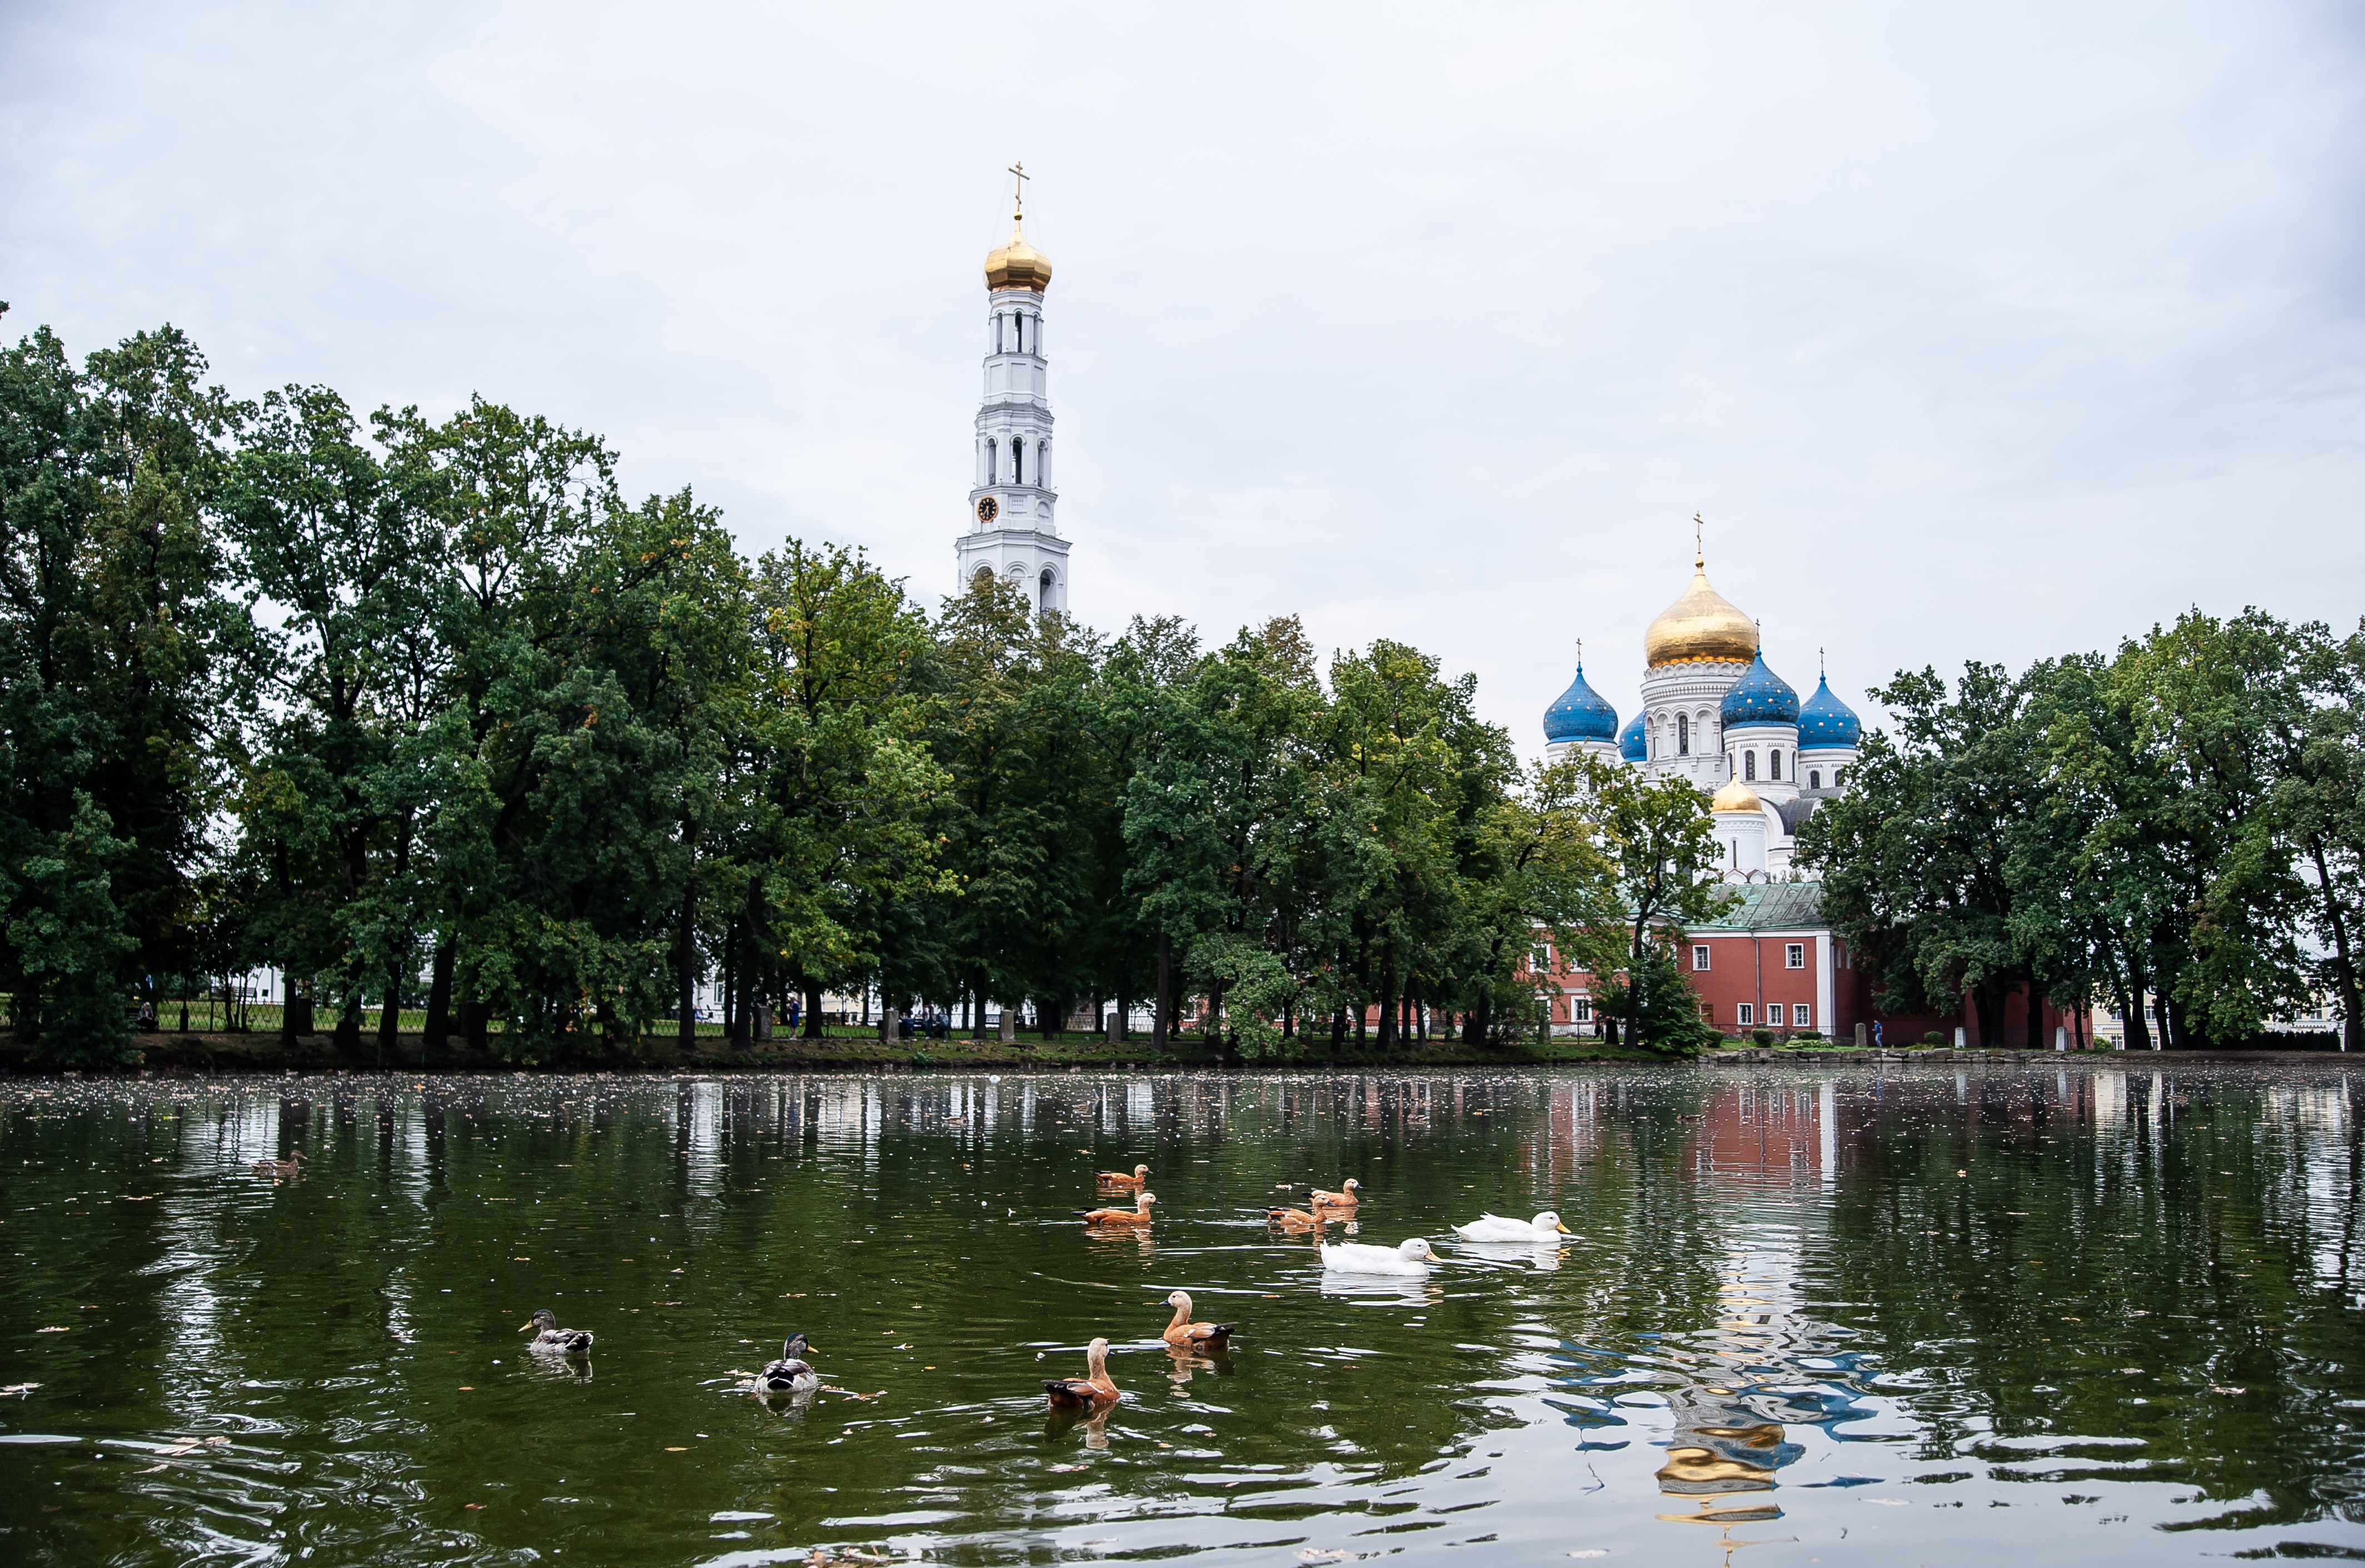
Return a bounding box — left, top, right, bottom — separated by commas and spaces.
1543, 662, 1620, 744
1618, 710, 1646, 762
1798, 675, 1862, 749
1718, 651, 1799, 727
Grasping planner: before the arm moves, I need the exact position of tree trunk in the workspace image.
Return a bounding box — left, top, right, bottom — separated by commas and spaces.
2310, 840, 2363, 1052
2124, 954, 2154, 1051
677, 878, 698, 1056
804, 981, 825, 1039
1970, 983, 2000, 1049
377, 957, 402, 1063
423, 938, 454, 1051
1625, 921, 1647, 1051
721, 916, 739, 1042
334, 980, 363, 1054
1154, 931, 1172, 1050
1375, 945, 1398, 1050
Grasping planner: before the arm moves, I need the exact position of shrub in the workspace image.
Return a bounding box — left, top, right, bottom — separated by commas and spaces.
1750, 1028, 1777, 1046
1922, 1031, 1945, 1046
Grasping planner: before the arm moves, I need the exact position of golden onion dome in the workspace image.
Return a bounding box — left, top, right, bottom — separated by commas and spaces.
1710, 777, 1764, 813
1644, 557, 1758, 668
985, 218, 1052, 294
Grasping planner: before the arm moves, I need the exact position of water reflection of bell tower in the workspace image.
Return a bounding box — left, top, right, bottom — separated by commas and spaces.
957, 162, 1070, 615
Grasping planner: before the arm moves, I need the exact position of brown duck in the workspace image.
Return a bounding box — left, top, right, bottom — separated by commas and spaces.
1308, 1178, 1362, 1208
1044, 1336, 1120, 1409
1159, 1290, 1236, 1349
1076, 1191, 1157, 1226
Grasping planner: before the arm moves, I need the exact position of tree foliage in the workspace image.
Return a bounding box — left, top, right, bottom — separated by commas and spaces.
3, 318, 1705, 1061
1800, 612, 2365, 1049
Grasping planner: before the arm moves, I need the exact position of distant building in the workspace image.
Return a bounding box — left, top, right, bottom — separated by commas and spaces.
956, 170, 1069, 614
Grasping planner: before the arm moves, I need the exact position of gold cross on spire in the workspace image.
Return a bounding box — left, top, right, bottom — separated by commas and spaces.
1575, 636, 1584, 668
1694, 512, 1705, 568
1009, 161, 1029, 224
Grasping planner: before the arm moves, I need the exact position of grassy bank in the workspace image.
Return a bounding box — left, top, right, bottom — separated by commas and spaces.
0, 1027, 1674, 1073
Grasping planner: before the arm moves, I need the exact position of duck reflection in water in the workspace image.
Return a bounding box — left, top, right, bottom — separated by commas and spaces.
1044, 1404, 1112, 1450
1164, 1341, 1234, 1387
1653, 1384, 1804, 1526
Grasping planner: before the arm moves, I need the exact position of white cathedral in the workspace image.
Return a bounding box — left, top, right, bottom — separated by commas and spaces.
955, 173, 1069, 614
1540, 548, 1864, 881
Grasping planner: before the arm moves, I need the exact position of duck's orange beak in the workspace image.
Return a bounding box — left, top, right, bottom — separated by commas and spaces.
518, 1320, 533, 1332
1556, 1222, 1572, 1233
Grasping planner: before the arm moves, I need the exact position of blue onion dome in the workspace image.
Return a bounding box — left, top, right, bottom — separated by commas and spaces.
1797, 673, 1862, 749
1543, 662, 1619, 744
1618, 709, 1646, 762
1718, 650, 1800, 727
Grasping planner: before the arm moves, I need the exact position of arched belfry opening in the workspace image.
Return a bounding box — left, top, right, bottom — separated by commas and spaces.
1039, 568, 1056, 613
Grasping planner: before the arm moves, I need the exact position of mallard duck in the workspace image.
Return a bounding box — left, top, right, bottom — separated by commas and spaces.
1096, 1163, 1151, 1188
250, 1150, 306, 1179
1452, 1211, 1572, 1243
1320, 1237, 1438, 1276
1264, 1206, 1331, 1231
1160, 1290, 1236, 1349
752, 1332, 819, 1395
520, 1308, 593, 1355
1076, 1191, 1157, 1226
1043, 1336, 1120, 1409
1308, 1178, 1361, 1207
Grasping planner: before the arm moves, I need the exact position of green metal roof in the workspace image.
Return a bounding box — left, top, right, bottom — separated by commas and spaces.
1682, 882, 1826, 934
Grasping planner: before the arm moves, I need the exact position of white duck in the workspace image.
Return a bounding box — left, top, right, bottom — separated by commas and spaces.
1452, 1211, 1572, 1244
1320, 1237, 1439, 1276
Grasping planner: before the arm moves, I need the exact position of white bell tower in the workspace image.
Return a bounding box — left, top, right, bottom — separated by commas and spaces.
957, 163, 1069, 615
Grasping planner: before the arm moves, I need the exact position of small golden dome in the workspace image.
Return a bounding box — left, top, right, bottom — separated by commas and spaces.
1644, 558, 1758, 668
1711, 777, 1763, 813
985, 219, 1052, 293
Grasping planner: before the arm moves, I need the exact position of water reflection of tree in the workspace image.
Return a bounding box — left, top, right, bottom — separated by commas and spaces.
1805, 1066, 2365, 1531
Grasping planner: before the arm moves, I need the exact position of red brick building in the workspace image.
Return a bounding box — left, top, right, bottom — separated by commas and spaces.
1528, 883, 2073, 1046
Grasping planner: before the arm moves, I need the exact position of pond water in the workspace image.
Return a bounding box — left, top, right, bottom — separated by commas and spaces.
3, 1063, 2362, 1566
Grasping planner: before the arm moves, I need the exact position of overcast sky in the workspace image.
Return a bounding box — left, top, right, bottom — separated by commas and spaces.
6, 3, 2360, 753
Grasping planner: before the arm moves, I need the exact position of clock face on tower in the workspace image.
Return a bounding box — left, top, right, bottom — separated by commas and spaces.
976, 496, 999, 525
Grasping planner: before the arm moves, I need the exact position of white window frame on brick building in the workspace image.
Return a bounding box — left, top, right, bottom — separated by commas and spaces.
1786, 942, 1805, 969
1693, 945, 1710, 971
